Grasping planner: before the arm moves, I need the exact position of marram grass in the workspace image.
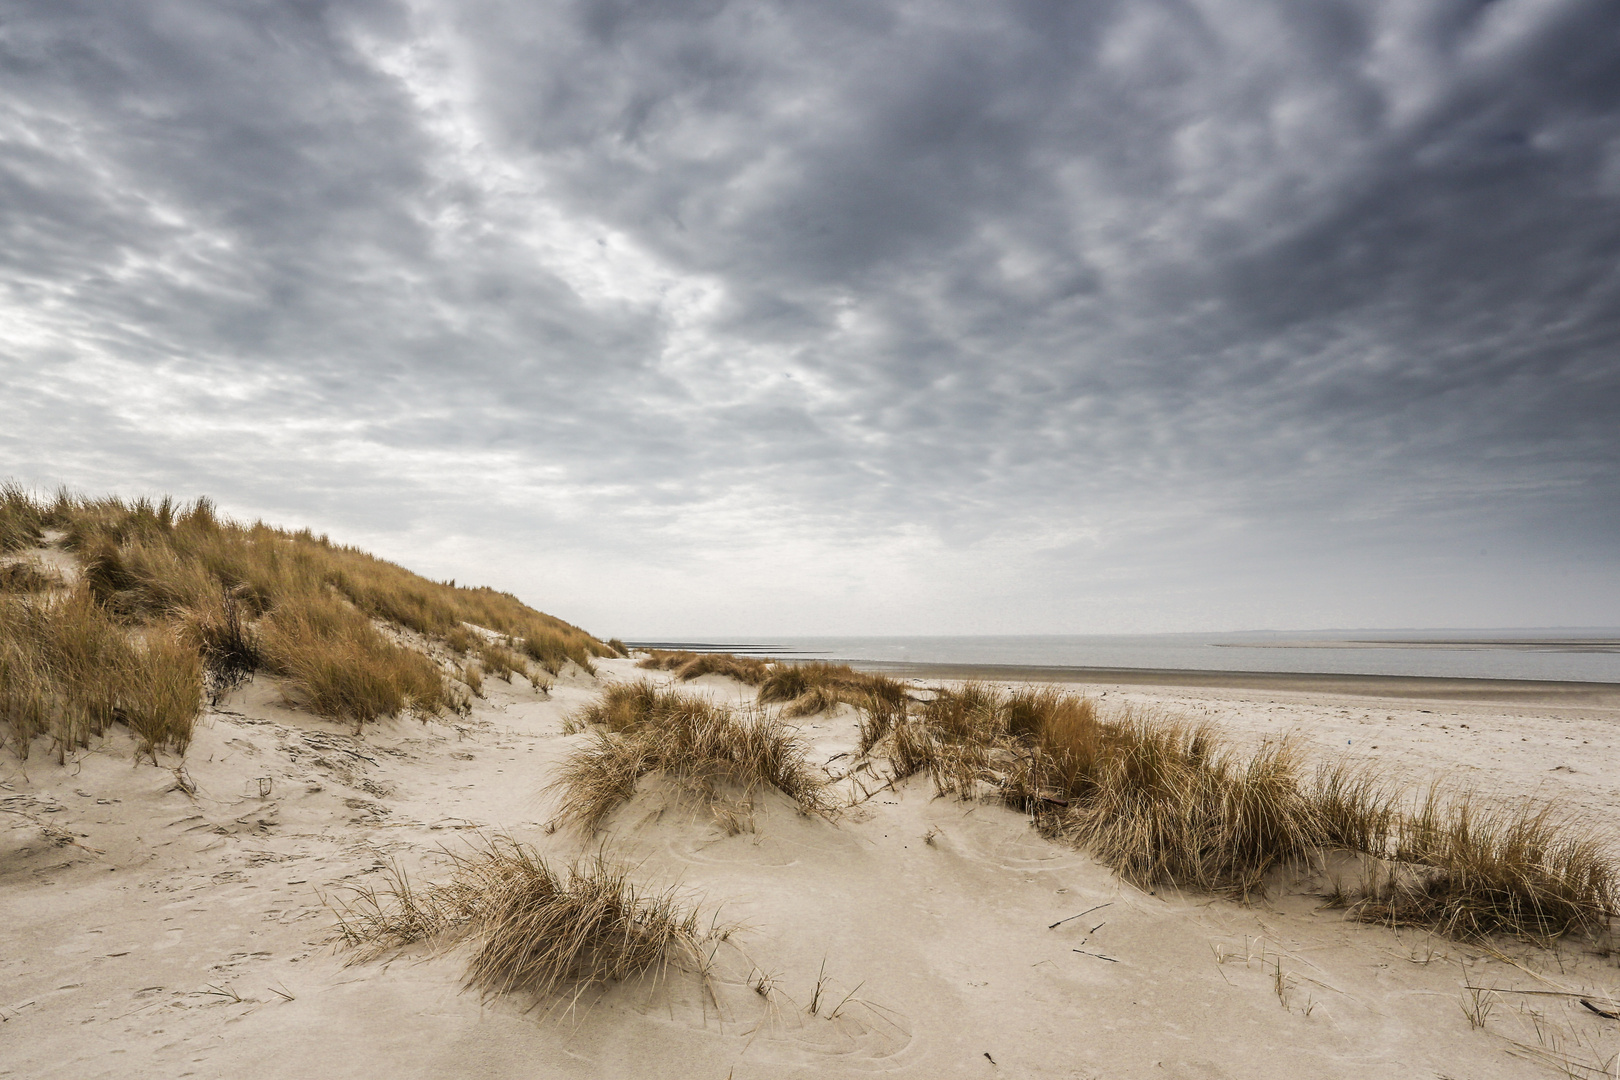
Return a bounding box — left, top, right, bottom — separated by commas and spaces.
1, 485, 608, 758
331, 835, 714, 1007
554, 680, 833, 831
861, 682, 1617, 941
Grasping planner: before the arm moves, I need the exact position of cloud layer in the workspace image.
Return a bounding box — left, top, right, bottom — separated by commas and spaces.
3, 0, 1617, 634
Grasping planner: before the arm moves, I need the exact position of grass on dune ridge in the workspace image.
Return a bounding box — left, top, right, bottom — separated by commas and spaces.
857, 682, 1617, 943
756, 660, 909, 718
637, 649, 772, 685
331, 834, 713, 1007
635, 650, 909, 720
1, 484, 610, 758
553, 679, 833, 832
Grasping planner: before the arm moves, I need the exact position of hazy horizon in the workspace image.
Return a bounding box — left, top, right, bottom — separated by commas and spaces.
4, 0, 1617, 638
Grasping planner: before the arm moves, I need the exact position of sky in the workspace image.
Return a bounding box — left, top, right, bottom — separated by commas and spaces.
2, 0, 1618, 639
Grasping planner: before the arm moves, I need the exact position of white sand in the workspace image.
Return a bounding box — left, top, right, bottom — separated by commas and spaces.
4, 659, 1618, 1079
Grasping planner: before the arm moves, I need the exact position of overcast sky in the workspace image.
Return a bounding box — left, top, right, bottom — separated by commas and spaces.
2, 0, 1617, 637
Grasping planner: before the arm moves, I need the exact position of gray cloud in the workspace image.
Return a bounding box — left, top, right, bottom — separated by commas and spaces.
2, 0, 1617, 634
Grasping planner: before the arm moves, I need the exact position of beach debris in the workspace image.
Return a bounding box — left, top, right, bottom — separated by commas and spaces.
1581, 998, 1619, 1020
1049, 902, 1111, 930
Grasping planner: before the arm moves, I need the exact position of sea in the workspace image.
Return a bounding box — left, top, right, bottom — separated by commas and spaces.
624, 630, 1620, 684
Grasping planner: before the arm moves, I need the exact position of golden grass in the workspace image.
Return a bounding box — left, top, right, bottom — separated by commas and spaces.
1056, 715, 1319, 898
0, 482, 45, 552
637, 649, 772, 686
1313, 766, 1618, 940
259, 593, 447, 727
554, 681, 832, 832
480, 640, 531, 682
58, 492, 607, 672
886, 685, 1320, 897
0, 560, 63, 593
865, 684, 1618, 933
172, 586, 261, 700
758, 661, 908, 717
332, 835, 711, 1006
0, 591, 201, 759
1, 486, 606, 759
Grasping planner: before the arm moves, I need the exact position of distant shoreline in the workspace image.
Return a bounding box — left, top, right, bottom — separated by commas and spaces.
835, 660, 1620, 704
1212, 639, 1620, 651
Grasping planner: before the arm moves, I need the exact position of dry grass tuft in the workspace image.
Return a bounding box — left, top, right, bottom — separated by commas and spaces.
331, 835, 711, 1006
0, 560, 63, 593
637, 650, 772, 686
867, 685, 1320, 897
259, 593, 446, 727
0, 482, 46, 552
856, 692, 908, 755
1056, 714, 1320, 898
758, 661, 908, 715
0, 591, 201, 759
173, 586, 261, 701
554, 683, 832, 832
1320, 777, 1618, 941
478, 640, 531, 683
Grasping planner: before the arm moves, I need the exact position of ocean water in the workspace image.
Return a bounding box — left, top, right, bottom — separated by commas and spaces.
627, 631, 1620, 683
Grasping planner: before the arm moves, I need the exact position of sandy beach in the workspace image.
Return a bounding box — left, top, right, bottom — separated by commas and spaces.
5, 656, 1618, 1080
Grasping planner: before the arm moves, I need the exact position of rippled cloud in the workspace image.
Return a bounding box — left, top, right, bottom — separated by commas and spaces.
2, 0, 1616, 633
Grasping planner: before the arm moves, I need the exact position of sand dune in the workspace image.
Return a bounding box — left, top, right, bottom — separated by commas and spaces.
4, 659, 1618, 1079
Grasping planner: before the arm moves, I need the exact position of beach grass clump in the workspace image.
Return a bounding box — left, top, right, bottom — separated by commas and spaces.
173, 586, 262, 699
636, 649, 772, 686
477, 640, 531, 683
868, 684, 1320, 897
0, 591, 202, 758
0, 560, 63, 593
856, 691, 908, 755
332, 835, 709, 1005
258, 593, 447, 727
758, 661, 908, 717
1314, 771, 1618, 940
1056, 714, 1320, 898
0, 482, 46, 552
554, 683, 832, 831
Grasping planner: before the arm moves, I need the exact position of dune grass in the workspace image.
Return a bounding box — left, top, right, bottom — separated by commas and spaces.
0, 560, 63, 593
0, 482, 45, 552
864, 683, 1616, 937
637, 649, 773, 686
1, 485, 608, 758
0, 590, 202, 759
258, 593, 447, 728
1313, 766, 1618, 940
554, 680, 832, 831
758, 661, 909, 718
332, 835, 711, 1006
59, 493, 607, 674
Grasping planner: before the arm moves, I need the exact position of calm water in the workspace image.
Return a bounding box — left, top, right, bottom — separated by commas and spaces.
628, 631, 1620, 683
